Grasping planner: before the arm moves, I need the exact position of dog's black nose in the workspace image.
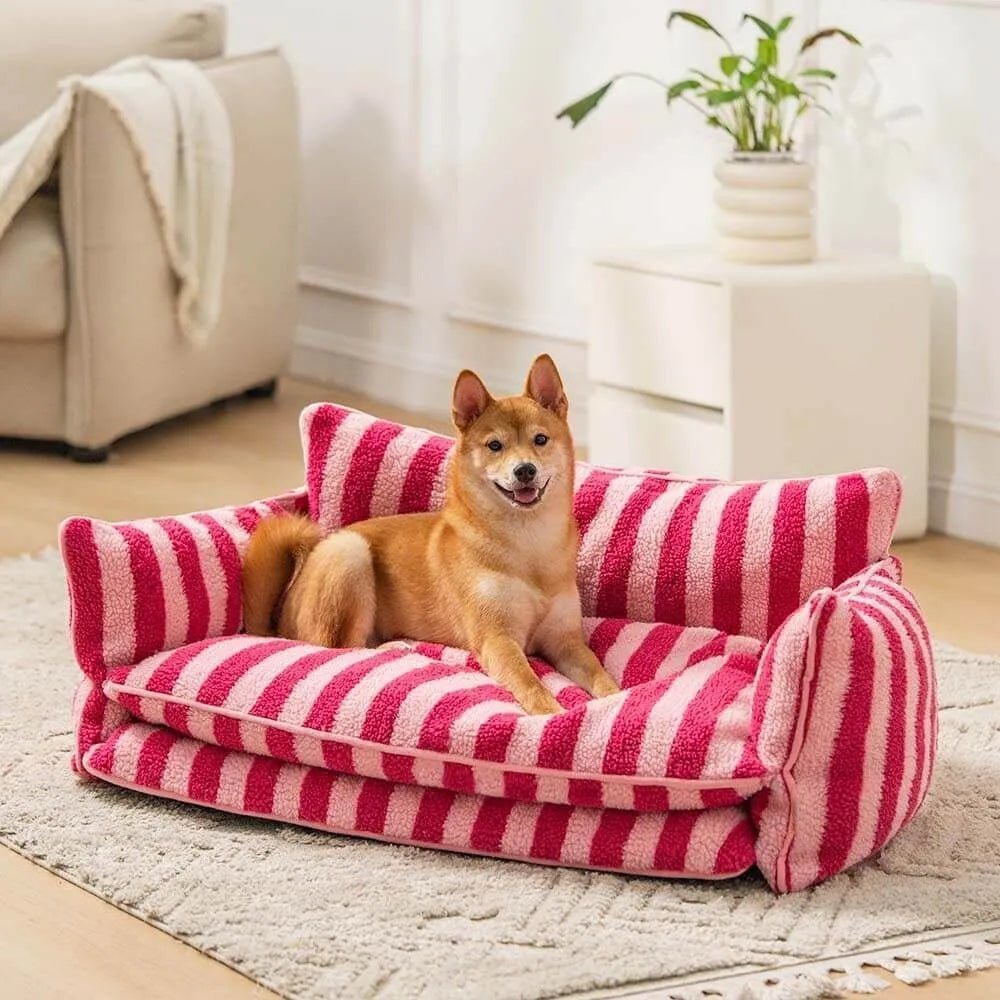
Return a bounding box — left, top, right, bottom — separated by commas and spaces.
514, 462, 537, 484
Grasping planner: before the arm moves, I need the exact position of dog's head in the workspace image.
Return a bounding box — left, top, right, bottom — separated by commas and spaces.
450, 354, 574, 514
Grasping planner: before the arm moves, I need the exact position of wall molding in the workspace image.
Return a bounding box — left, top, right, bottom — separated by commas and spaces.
298, 266, 415, 310
930, 404, 1000, 436
929, 476, 1000, 547
447, 303, 586, 345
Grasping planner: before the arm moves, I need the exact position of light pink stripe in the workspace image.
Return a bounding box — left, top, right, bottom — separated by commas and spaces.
292, 733, 329, 768
863, 469, 899, 561
140, 519, 191, 651
700, 684, 756, 778
685, 483, 743, 628
238, 718, 270, 757
560, 806, 603, 865
739, 480, 784, 637
499, 802, 535, 857
441, 789, 480, 845
272, 764, 307, 821
331, 654, 427, 736
171, 636, 262, 699
622, 813, 662, 871
800, 476, 838, 601
214, 751, 255, 810
388, 673, 496, 746
108, 721, 147, 783
382, 784, 420, 839
474, 766, 506, 799
370, 425, 435, 515
96, 526, 136, 668
625, 485, 691, 621
787, 598, 855, 888
572, 694, 630, 773
275, 648, 376, 726
325, 770, 363, 829
223, 644, 314, 711
177, 515, 228, 639
161, 736, 202, 794
602, 621, 657, 684
683, 809, 729, 872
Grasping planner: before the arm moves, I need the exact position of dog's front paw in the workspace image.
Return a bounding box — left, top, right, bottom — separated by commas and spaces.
522, 690, 564, 716
589, 672, 621, 699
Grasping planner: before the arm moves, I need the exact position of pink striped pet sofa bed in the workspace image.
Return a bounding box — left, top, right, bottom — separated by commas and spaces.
60, 403, 936, 892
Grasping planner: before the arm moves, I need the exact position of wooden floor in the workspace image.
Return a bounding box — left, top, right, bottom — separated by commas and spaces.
1, 377, 998, 999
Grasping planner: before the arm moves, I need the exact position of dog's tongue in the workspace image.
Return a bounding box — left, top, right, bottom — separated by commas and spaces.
514, 487, 539, 504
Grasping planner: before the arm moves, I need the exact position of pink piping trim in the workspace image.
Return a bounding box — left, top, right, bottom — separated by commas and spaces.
103, 681, 769, 795
79, 746, 752, 881
772, 588, 837, 894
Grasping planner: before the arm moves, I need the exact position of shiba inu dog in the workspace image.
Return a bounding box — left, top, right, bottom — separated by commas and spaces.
241, 355, 619, 714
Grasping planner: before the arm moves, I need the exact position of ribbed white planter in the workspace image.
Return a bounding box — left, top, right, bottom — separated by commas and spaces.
714, 152, 816, 264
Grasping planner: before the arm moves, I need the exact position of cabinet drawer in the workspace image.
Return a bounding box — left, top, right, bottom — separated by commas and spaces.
587, 384, 728, 478
588, 265, 728, 409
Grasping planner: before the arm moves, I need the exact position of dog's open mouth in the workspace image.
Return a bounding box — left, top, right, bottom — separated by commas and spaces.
494, 481, 547, 508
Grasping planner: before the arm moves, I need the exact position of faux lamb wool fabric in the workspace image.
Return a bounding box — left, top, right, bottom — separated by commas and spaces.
101, 620, 767, 812
81, 722, 757, 879
57, 404, 936, 892
300, 403, 902, 639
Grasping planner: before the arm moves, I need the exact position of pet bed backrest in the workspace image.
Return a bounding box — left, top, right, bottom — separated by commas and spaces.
302, 404, 902, 640
60, 488, 309, 676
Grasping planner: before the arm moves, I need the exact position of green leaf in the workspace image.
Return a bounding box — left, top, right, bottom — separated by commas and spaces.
705, 89, 743, 106
799, 67, 837, 79
776, 15, 793, 34
555, 80, 615, 127
756, 37, 778, 68
740, 65, 765, 89
720, 54, 741, 76
666, 79, 701, 104
667, 10, 728, 44
742, 13, 776, 39
800, 27, 861, 54
770, 75, 802, 99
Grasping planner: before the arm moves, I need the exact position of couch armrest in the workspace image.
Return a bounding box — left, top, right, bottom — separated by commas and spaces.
0, 1, 225, 139
749, 559, 937, 891
60, 49, 298, 448
60, 487, 308, 678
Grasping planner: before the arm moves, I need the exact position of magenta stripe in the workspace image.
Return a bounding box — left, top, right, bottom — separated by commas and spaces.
589, 809, 637, 868
355, 779, 392, 834
244, 756, 282, 813
146, 639, 217, 693
833, 473, 871, 586
620, 624, 684, 687
572, 470, 614, 541
195, 639, 292, 706
62, 518, 105, 677
470, 797, 515, 852
602, 681, 675, 775
712, 483, 763, 636
299, 768, 337, 823
116, 524, 166, 663
249, 647, 347, 720
160, 518, 211, 644
653, 483, 713, 625
301, 650, 401, 731
359, 662, 462, 744
817, 612, 877, 882
765, 481, 808, 637
134, 728, 179, 789
530, 803, 571, 861
418, 684, 515, 753
340, 422, 404, 526
587, 618, 630, 663
536, 709, 586, 771
594, 478, 671, 617
398, 436, 452, 514
412, 787, 455, 843
305, 404, 349, 521
653, 808, 699, 871
188, 743, 226, 803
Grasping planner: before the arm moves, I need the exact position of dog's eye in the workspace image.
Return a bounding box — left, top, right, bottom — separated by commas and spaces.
486, 439, 503, 452
534, 434, 549, 447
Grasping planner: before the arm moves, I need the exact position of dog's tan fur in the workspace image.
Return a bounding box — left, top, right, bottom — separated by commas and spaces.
241, 355, 619, 714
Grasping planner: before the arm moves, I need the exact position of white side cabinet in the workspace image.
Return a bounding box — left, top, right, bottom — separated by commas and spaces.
587, 250, 930, 538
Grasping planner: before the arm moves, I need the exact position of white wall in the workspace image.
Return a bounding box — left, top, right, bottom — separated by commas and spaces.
220, 0, 755, 440
223, 0, 1000, 545
811, 0, 1000, 545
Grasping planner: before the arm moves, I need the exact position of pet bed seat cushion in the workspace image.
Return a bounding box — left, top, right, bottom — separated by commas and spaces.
82, 721, 757, 878
301, 403, 903, 640
101, 620, 767, 811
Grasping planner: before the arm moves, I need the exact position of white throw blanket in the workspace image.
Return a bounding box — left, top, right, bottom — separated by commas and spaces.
0, 57, 232, 346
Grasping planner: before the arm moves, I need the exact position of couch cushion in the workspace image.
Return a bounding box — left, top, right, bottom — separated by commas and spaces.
301, 403, 903, 640
0, 1, 226, 139
0, 195, 65, 341
83, 722, 757, 879
104, 620, 768, 811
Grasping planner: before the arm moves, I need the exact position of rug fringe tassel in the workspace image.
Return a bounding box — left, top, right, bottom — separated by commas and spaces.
664, 931, 1000, 1000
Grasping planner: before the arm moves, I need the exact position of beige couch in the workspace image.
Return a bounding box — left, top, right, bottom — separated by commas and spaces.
0, 1, 299, 461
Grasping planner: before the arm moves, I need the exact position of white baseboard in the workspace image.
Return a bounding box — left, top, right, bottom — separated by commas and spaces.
929, 478, 1000, 547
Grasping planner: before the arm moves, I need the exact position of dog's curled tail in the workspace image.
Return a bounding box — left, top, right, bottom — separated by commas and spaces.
242, 514, 322, 635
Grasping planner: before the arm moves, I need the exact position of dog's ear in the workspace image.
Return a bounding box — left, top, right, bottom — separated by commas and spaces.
452, 369, 493, 430
525, 354, 568, 420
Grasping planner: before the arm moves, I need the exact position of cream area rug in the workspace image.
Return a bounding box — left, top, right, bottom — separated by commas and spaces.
3, 549, 1000, 1000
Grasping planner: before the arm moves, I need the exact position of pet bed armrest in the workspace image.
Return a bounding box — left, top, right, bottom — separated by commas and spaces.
748, 558, 937, 891
60, 486, 308, 678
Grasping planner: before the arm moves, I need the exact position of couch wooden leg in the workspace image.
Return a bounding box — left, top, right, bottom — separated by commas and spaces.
68, 444, 111, 464
245, 378, 278, 399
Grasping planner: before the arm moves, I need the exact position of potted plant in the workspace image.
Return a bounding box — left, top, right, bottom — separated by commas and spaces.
556, 11, 860, 264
